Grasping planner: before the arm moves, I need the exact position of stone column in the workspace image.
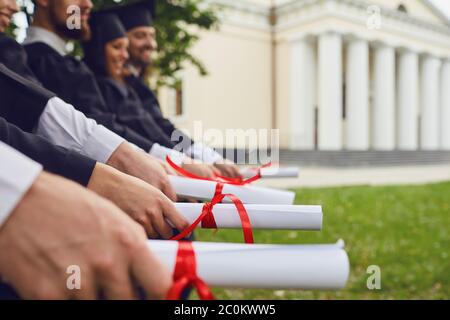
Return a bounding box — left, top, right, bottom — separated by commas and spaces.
420, 54, 441, 150
440, 59, 450, 150
345, 37, 369, 150
397, 49, 419, 150
372, 44, 396, 150
289, 37, 316, 149
318, 32, 343, 150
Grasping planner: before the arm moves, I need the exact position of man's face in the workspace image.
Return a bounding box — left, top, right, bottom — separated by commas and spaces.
46, 0, 93, 40
0, 0, 18, 33
127, 26, 157, 68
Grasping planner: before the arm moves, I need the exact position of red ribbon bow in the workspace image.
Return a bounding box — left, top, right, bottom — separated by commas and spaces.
166, 241, 215, 300
171, 183, 254, 244
166, 156, 271, 185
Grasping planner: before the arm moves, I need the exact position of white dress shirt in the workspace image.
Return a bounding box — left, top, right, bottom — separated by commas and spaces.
149, 143, 186, 166
23, 26, 69, 55
0, 142, 42, 227
37, 97, 125, 163
187, 143, 224, 164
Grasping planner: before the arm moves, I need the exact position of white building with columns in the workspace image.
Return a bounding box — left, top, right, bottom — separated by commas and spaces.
159, 0, 450, 151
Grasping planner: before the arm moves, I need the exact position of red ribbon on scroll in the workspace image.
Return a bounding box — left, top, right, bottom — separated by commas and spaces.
166, 241, 215, 300
166, 156, 271, 185
171, 183, 254, 244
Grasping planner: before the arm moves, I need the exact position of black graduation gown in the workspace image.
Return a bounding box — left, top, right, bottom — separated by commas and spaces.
0, 35, 59, 134
0, 33, 37, 82
24, 42, 158, 151
0, 37, 154, 150
0, 64, 95, 186
0, 116, 95, 186
0, 63, 54, 132
95, 76, 175, 148
126, 75, 193, 147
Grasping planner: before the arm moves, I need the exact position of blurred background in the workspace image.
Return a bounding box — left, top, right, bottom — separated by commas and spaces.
7, 0, 450, 300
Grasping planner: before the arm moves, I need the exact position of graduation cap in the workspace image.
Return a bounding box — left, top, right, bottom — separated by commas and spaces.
117, 0, 156, 31
82, 11, 127, 75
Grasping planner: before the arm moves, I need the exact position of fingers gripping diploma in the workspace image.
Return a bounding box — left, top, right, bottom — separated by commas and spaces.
87, 163, 189, 239
107, 142, 178, 201
214, 161, 243, 179
0, 172, 172, 299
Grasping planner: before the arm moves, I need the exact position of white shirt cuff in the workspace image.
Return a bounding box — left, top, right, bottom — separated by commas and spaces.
187, 143, 223, 164
149, 143, 186, 166
36, 97, 125, 163
82, 125, 125, 163
0, 142, 42, 227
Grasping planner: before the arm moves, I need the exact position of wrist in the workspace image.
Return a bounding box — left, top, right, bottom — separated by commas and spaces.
87, 163, 123, 201
106, 142, 136, 174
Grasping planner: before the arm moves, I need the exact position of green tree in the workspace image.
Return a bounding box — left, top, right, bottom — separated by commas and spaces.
9, 0, 219, 89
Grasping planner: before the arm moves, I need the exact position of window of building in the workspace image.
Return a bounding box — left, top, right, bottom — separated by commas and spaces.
167, 80, 185, 118
175, 86, 183, 116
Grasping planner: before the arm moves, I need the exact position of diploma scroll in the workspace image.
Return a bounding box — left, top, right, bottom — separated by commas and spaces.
148, 240, 350, 290
241, 167, 300, 179
169, 176, 296, 205
174, 203, 322, 230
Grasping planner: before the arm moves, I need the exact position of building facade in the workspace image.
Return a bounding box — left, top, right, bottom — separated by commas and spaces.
159, 0, 450, 151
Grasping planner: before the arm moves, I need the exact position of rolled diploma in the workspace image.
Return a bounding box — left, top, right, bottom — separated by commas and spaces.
241, 167, 300, 179
174, 203, 322, 230
148, 240, 350, 290
169, 175, 295, 205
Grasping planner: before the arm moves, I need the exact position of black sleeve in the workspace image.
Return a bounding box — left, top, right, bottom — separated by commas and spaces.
0, 63, 55, 132
0, 33, 39, 83
0, 117, 96, 186
97, 79, 176, 148
24, 44, 154, 151
127, 76, 193, 146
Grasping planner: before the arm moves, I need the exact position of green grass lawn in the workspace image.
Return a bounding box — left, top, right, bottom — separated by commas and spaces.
194, 181, 450, 300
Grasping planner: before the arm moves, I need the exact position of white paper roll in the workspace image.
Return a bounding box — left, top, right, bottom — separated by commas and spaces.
169, 175, 295, 205
174, 203, 322, 230
148, 240, 350, 290
241, 167, 300, 179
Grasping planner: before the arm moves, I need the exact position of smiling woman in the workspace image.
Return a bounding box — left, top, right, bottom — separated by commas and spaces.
105, 36, 129, 81
82, 10, 129, 79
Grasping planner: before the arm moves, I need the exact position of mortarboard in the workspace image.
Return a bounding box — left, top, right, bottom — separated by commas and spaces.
83, 11, 127, 75
118, 0, 156, 31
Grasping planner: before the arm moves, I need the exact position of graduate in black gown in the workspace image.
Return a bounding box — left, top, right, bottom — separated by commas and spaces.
21, 2, 161, 152
0, 12, 154, 151
117, 0, 242, 177
22, 44, 156, 151
22, 0, 191, 154
118, 0, 190, 143
0, 10, 188, 203
82, 11, 177, 150
24, 0, 223, 178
